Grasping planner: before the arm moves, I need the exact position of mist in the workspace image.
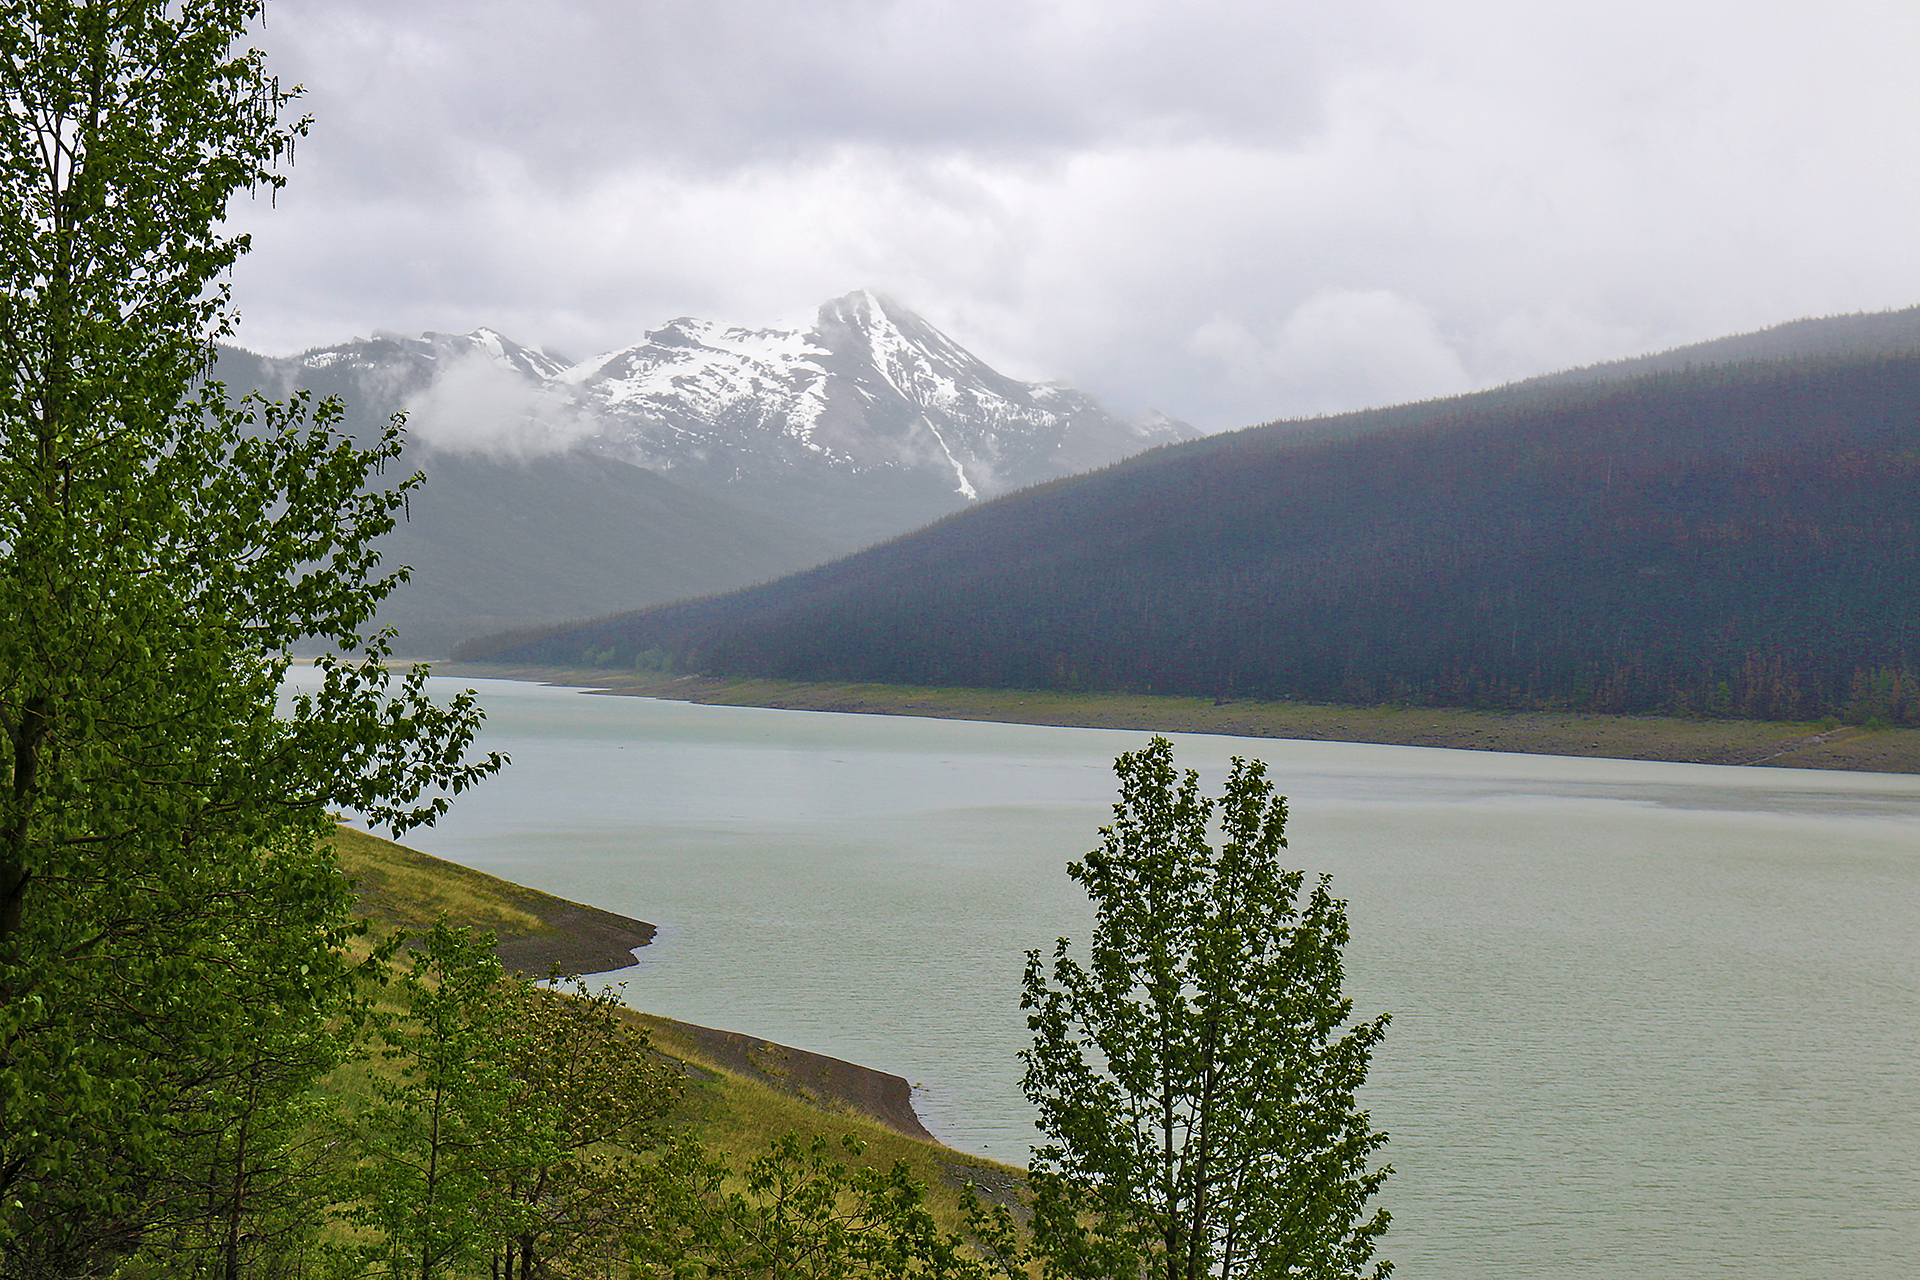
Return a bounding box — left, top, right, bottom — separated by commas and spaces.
401, 350, 598, 459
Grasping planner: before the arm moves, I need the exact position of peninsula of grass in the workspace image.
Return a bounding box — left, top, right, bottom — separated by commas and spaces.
432, 664, 1920, 775
327, 823, 656, 975
329, 823, 1018, 1216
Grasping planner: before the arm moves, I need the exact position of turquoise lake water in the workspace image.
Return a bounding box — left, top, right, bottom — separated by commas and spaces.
310, 675, 1920, 1279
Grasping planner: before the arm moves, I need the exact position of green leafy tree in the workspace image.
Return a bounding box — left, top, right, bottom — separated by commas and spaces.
4, 827, 377, 1280
117, 836, 387, 1280
1021, 737, 1392, 1280
0, 0, 501, 1268
640, 1132, 985, 1280
354, 922, 521, 1280
490, 974, 681, 1280
352, 928, 683, 1280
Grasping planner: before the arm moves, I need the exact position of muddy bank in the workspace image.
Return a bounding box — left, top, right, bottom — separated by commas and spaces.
333, 823, 943, 1143
331, 824, 657, 976
640, 1014, 937, 1143
434, 665, 1920, 775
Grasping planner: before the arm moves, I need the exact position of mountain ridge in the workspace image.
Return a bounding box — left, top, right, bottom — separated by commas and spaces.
467, 339, 1920, 725
263, 289, 1198, 545
218, 292, 1195, 654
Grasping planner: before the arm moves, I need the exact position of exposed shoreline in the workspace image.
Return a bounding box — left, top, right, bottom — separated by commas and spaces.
329, 823, 658, 975
430, 664, 1920, 775
332, 822, 946, 1143
638, 1014, 937, 1143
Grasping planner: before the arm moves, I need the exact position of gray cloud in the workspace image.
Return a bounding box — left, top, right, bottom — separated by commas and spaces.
229, 0, 1920, 431
262, 0, 1355, 186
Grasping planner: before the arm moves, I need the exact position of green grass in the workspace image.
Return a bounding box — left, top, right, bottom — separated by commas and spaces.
329, 823, 544, 942
330, 823, 1023, 1222
634, 1012, 1019, 1225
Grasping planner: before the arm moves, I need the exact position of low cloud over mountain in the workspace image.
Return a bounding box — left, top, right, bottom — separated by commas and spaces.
221, 291, 1197, 652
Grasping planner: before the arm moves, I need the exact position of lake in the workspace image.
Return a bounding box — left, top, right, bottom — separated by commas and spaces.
323, 675, 1920, 1279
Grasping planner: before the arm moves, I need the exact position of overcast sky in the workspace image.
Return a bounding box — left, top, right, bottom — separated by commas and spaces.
226, 0, 1920, 431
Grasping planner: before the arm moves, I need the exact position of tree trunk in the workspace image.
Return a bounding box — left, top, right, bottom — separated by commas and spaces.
0, 694, 50, 948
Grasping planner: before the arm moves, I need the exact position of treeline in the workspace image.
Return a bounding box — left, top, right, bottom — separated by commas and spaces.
478, 354, 1920, 724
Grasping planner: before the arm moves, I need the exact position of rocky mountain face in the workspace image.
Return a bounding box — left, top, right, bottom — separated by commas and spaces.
560, 291, 1191, 529
221, 292, 1193, 653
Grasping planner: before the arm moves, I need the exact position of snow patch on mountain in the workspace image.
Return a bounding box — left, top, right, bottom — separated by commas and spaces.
262, 292, 1199, 539
571, 317, 839, 464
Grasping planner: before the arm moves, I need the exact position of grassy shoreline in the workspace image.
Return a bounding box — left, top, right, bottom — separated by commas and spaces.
328, 823, 658, 975
330, 822, 1002, 1190
430, 664, 1920, 775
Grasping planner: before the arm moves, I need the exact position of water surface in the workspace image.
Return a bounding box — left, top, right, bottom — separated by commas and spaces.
321, 675, 1920, 1279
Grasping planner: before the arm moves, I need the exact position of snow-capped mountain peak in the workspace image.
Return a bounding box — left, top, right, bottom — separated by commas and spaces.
295, 327, 568, 385
259, 293, 1198, 547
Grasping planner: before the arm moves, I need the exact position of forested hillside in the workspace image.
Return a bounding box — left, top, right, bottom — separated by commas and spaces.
471, 352, 1920, 723
1529, 303, 1920, 387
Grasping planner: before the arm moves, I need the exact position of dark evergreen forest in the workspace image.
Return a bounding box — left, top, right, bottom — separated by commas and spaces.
470, 353, 1920, 724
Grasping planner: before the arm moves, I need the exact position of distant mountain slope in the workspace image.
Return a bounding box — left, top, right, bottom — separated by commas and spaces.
217, 293, 1192, 653
1534, 303, 1920, 386
212, 346, 841, 656
1233, 304, 1920, 449
364, 451, 842, 657
476, 352, 1920, 724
